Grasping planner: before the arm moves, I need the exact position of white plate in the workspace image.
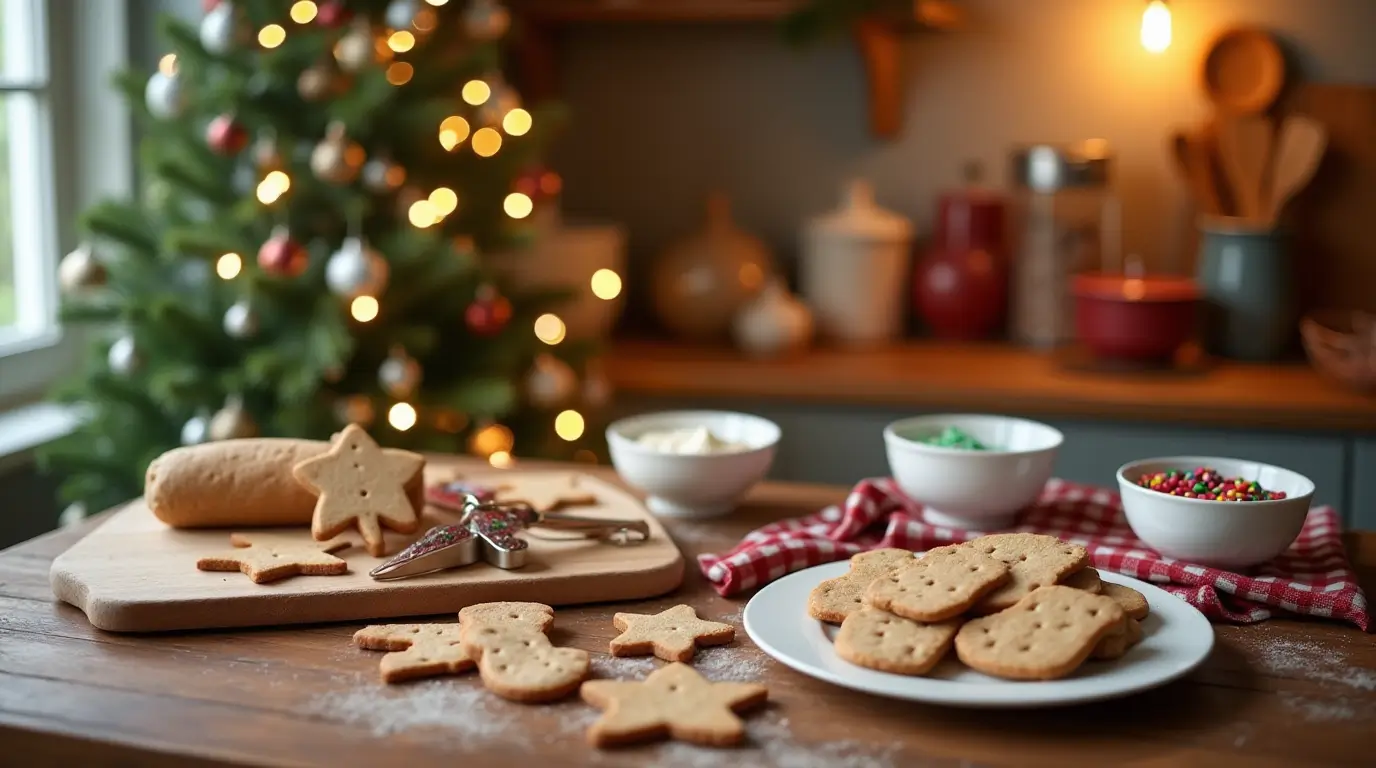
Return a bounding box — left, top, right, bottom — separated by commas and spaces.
743, 561, 1214, 708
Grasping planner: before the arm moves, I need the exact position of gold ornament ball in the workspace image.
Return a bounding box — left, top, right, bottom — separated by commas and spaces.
59, 244, 107, 293
208, 400, 258, 440
311, 122, 364, 184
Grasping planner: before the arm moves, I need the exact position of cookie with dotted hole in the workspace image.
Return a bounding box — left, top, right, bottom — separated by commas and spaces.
807, 548, 917, 624
1092, 616, 1145, 661
1060, 566, 1102, 594
834, 607, 961, 675
458, 601, 555, 638
353, 623, 475, 683
954, 585, 1126, 680
963, 533, 1090, 615
1100, 582, 1150, 620
864, 544, 1010, 622
461, 623, 590, 702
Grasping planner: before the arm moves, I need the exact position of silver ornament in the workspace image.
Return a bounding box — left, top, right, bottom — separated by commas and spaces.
526, 354, 578, 408
107, 335, 140, 375
334, 19, 375, 72
209, 398, 258, 440
180, 413, 210, 445
58, 243, 106, 294
378, 349, 422, 398
311, 121, 363, 184
199, 2, 236, 55
144, 71, 183, 119
464, 0, 511, 41
326, 237, 389, 298
298, 64, 334, 101
223, 300, 259, 338
385, 0, 419, 30
362, 156, 405, 193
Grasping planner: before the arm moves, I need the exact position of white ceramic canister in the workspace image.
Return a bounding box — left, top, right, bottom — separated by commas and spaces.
800, 180, 914, 345
733, 277, 815, 358
497, 206, 628, 341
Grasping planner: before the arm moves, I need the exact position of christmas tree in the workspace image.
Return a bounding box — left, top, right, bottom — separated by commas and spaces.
42, 0, 607, 514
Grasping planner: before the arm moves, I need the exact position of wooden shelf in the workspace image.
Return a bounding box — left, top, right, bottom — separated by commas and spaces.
509, 1, 963, 138
603, 340, 1376, 432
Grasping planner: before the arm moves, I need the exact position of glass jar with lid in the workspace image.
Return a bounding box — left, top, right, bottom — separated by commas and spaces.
1009, 141, 1115, 348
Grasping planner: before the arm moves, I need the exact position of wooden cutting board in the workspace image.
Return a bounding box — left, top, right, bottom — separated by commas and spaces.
50, 470, 685, 633
1284, 84, 1376, 314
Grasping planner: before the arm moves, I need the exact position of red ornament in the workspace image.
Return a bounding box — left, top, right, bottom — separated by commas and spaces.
465, 285, 513, 336
206, 114, 249, 156
316, 0, 351, 27
913, 190, 1008, 340
203, 0, 222, 10
257, 228, 309, 278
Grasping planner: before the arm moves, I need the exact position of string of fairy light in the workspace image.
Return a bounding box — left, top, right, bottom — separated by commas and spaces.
193, 0, 623, 464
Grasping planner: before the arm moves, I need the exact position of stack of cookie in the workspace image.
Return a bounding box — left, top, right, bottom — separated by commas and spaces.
808, 533, 1150, 681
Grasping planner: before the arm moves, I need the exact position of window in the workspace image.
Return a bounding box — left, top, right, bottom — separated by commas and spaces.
0, 0, 131, 406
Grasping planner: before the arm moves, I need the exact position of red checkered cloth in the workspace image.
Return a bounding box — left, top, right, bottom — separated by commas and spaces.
699, 477, 1371, 631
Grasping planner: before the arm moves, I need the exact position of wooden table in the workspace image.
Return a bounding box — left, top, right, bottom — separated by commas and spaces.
3, 462, 1375, 767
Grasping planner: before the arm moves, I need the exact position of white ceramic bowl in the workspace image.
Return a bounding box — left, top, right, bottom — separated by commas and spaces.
607, 410, 781, 519
883, 414, 1063, 530
1116, 457, 1315, 569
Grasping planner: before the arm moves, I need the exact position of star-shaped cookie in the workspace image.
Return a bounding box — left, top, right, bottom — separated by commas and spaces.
196, 533, 351, 584
353, 623, 476, 683
580, 662, 768, 747
609, 604, 735, 662
493, 472, 597, 513
293, 424, 426, 556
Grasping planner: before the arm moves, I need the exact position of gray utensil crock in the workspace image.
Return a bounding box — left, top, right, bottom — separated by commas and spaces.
1196, 219, 1295, 361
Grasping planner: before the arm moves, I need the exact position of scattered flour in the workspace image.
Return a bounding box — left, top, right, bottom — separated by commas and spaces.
1280, 692, 1359, 723
1253, 637, 1376, 691
589, 654, 657, 678
716, 605, 746, 626
691, 646, 771, 682
652, 714, 903, 768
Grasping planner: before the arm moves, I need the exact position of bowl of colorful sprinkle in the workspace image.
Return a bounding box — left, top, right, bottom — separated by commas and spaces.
883, 414, 1063, 530
1116, 457, 1315, 569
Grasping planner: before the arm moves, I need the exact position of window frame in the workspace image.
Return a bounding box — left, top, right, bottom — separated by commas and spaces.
0, 0, 132, 408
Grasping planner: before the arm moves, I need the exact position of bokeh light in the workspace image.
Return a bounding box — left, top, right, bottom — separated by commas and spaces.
534, 313, 566, 345
590, 269, 622, 300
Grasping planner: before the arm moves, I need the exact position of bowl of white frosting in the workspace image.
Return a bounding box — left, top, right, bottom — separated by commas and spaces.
606, 410, 781, 519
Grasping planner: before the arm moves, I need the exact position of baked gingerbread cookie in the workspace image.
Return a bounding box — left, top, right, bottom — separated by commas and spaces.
955, 585, 1125, 680
580, 662, 768, 748
1100, 582, 1150, 620
834, 608, 960, 676
609, 604, 735, 662
353, 623, 474, 683
196, 533, 350, 584
493, 472, 597, 513
1092, 616, 1145, 661
461, 623, 590, 703
964, 533, 1090, 614
807, 548, 916, 624
1060, 566, 1103, 594
293, 423, 425, 557
864, 544, 1009, 622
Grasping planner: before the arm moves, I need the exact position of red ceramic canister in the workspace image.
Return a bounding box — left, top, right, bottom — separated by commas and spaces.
913, 186, 1008, 340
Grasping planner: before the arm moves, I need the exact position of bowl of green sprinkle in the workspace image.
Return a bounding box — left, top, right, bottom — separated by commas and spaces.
883, 414, 1063, 531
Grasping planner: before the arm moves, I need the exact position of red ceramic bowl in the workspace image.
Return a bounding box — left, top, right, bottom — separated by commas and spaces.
1073, 273, 1200, 361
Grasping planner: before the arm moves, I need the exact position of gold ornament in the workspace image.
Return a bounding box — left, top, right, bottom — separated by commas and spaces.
58, 243, 107, 293
311, 121, 364, 184
208, 397, 258, 440
297, 63, 336, 101
333, 18, 375, 72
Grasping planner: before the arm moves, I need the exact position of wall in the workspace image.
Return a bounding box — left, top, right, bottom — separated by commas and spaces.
552, 0, 1376, 309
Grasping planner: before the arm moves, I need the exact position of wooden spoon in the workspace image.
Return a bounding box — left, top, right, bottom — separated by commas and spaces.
1218, 115, 1274, 223
1170, 130, 1223, 215
1264, 114, 1327, 224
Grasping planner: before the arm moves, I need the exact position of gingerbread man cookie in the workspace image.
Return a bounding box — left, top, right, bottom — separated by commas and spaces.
461, 623, 590, 703
196, 533, 350, 584
353, 623, 474, 683
609, 604, 735, 662
580, 662, 768, 748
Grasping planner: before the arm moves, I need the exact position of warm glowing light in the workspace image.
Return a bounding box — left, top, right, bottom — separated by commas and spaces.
471, 423, 514, 456
255, 171, 291, 204
488, 450, 512, 468
387, 30, 415, 52
216, 253, 242, 280
373, 36, 395, 62
412, 8, 437, 31
540, 172, 563, 196
351, 295, 379, 322
502, 108, 532, 136
408, 199, 439, 228
471, 127, 502, 157
439, 116, 471, 150
1141, 0, 1171, 53
739, 262, 764, 291
425, 0, 450, 5
386, 62, 414, 85
504, 192, 533, 219
534, 313, 566, 345
590, 269, 622, 300
462, 80, 491, 106
158, 54, 177, 76
289, 1, 318, 23
258, 24, 287, 49
429, 187, 459, 216
388, 402, 418, 431
554, 410, 585, 441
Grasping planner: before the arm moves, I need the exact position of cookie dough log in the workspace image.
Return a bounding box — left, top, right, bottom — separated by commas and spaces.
146, 438, 424, 528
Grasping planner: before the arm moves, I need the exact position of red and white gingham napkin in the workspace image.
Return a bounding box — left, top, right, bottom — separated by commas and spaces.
699, 477, 1371, 631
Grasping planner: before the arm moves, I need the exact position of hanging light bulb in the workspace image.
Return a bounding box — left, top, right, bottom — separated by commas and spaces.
1140, 0, 1171, 53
